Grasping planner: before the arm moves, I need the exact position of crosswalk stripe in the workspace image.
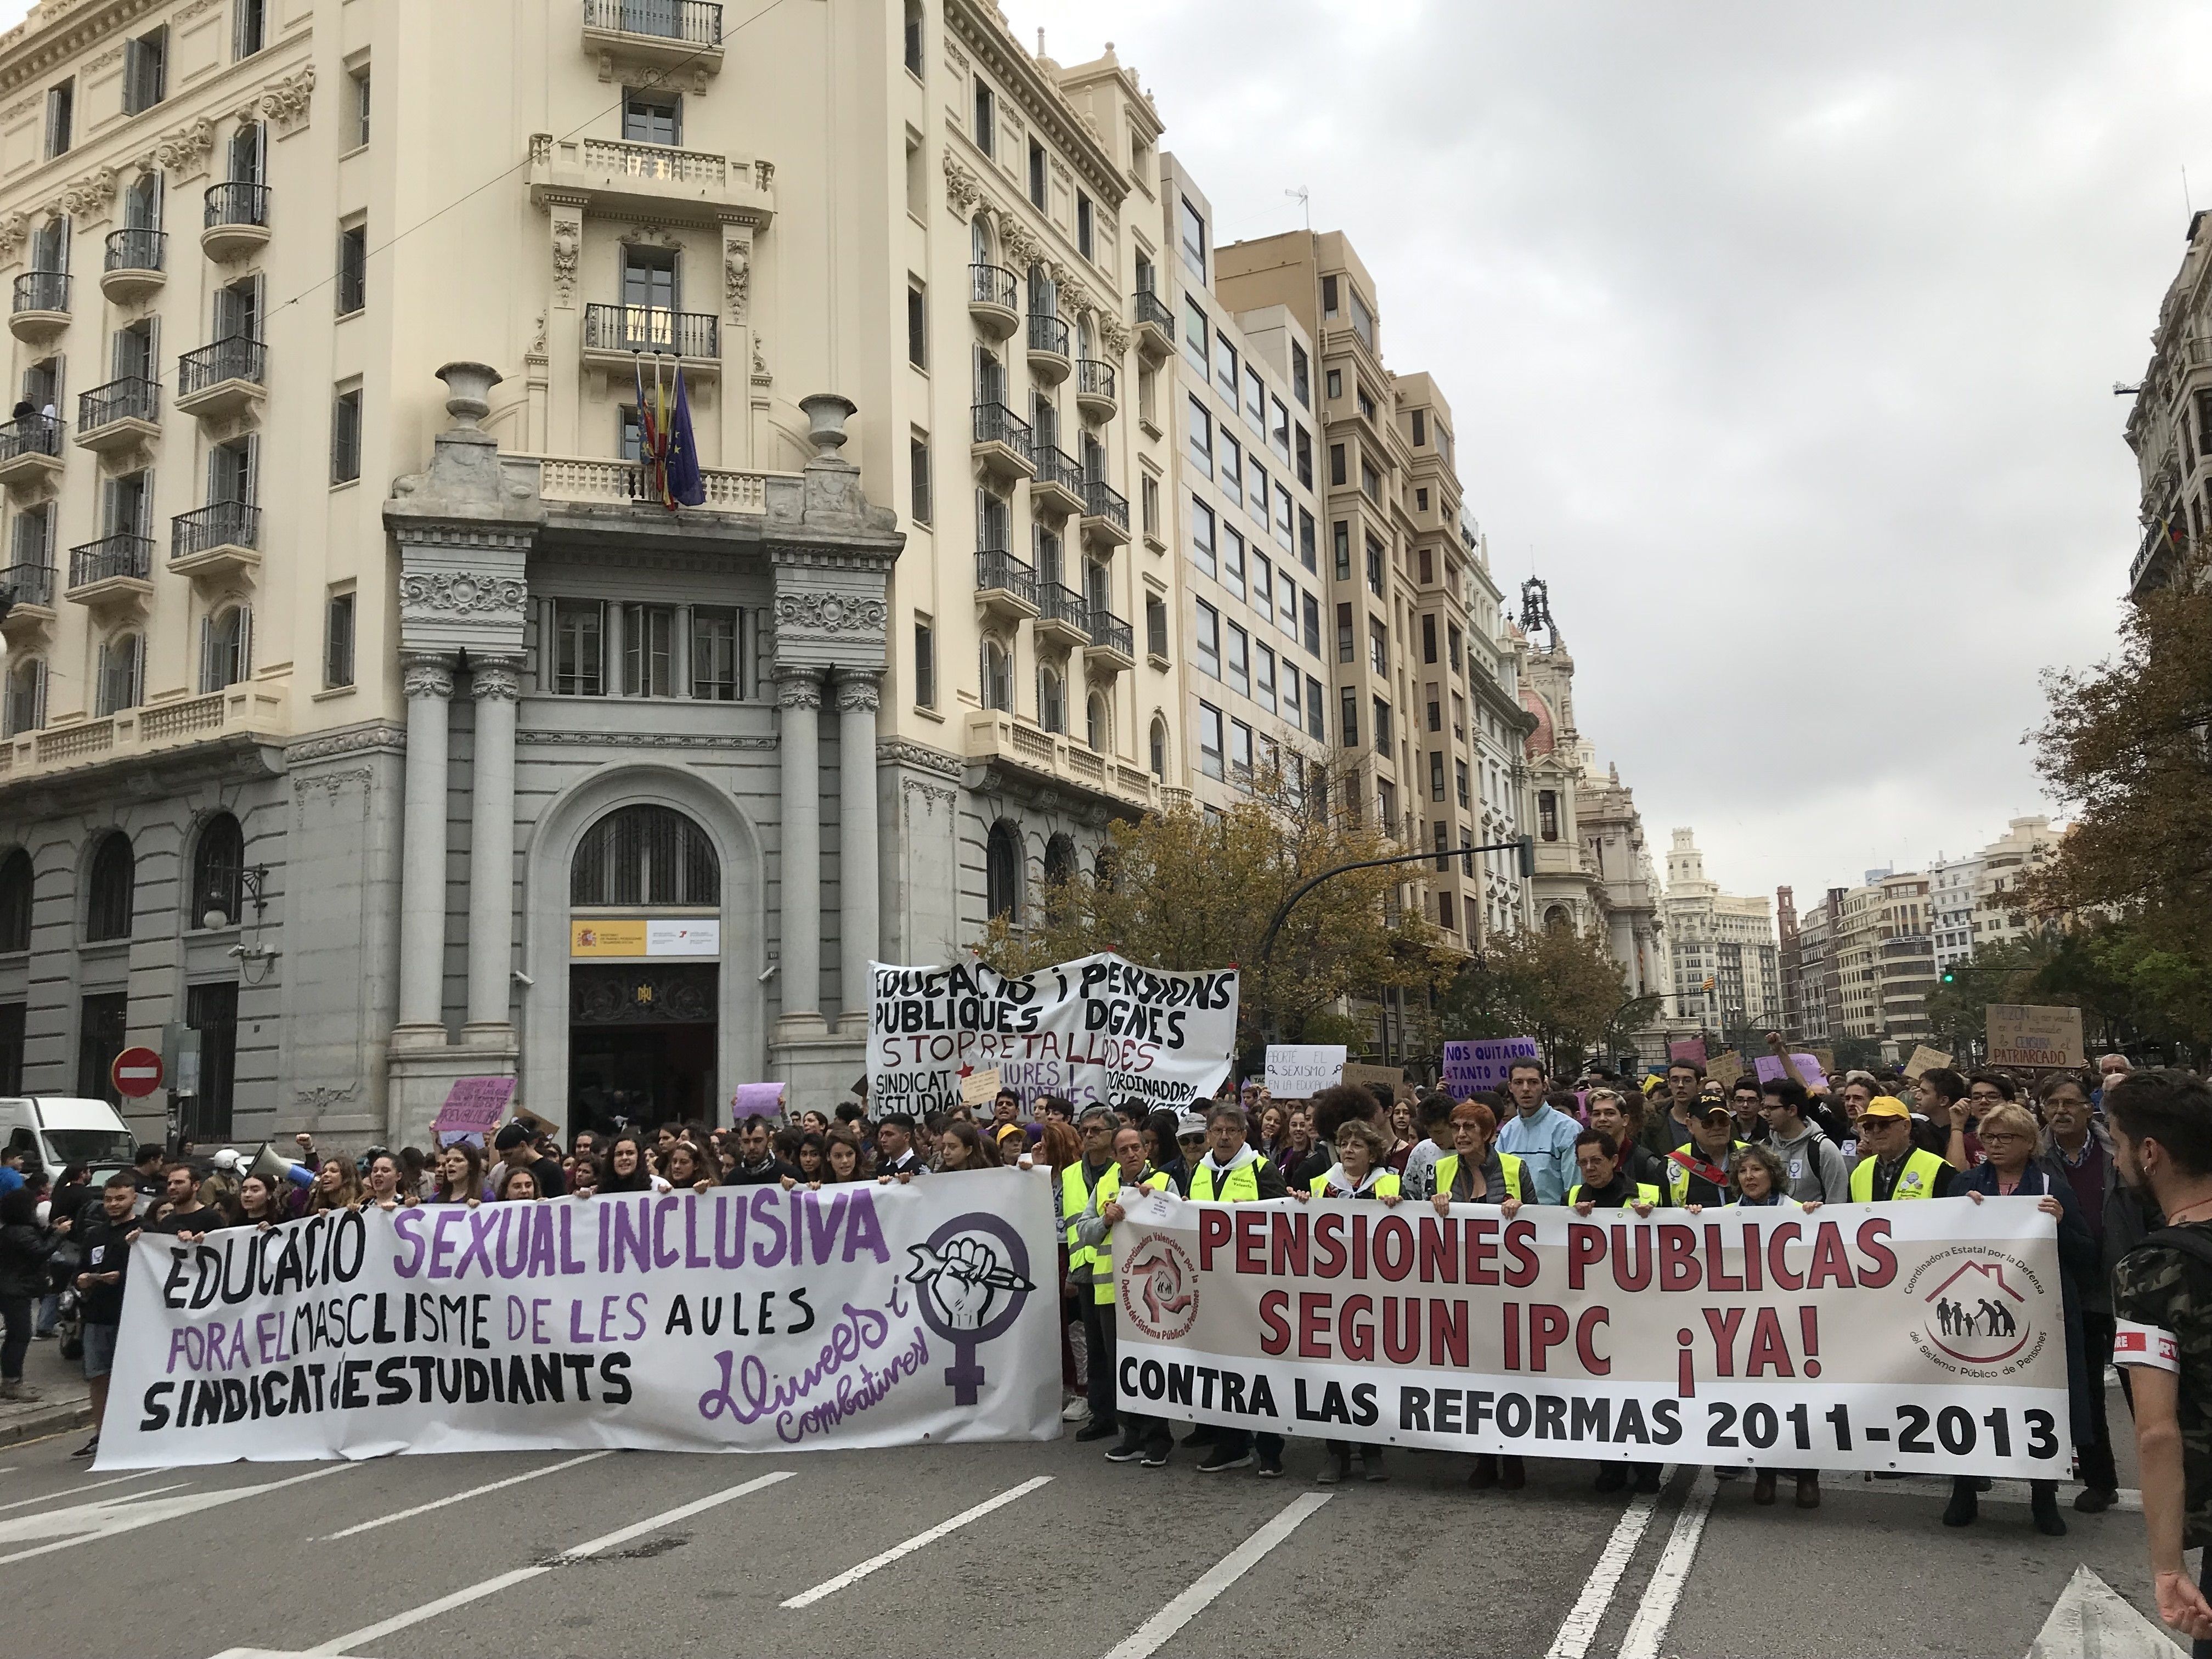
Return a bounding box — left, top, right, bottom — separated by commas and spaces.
1543, 1465, 1675, 1659
317, 1451, 614, 1541
304, 1471, 795, 1656
1618, 1468, 1717, 1659
782, 1475, 1053, 1608
1102, 1492, 1333, 1659
0, 1463, 354, 1568
0, 1469, 170, 1515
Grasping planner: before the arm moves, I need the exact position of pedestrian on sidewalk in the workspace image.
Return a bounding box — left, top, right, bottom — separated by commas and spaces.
1, 1185, 64, 1401
70, 1173, 139, 1458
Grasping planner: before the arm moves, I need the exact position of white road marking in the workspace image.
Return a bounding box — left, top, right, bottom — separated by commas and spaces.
316, 1451, 614, 1541
1542, 1466, 1674, 1659
782, 1475, 1052, 1609
1617, 1468, 1717, 1659
1101, 1492, 1333, 1659
2026, 1564, 2186, 1658
0, 1468, 170, 1515
305, 1471, 795, 1656
0, 1463, 354, 1567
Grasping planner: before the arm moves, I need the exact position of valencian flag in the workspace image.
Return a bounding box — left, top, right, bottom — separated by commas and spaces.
631, 354, 706, 511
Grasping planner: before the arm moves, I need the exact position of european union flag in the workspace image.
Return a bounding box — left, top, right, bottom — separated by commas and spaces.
665, 365, 706, 509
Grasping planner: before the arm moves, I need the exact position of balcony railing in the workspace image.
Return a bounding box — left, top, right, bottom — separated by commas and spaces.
178, 335, 266, 398
205, 182, 270, 229
1027, 313, 1069, 357
12, 270, 67, 314
1032, 444, 1085, 498
1088, 608, 1134, 659
78, 376, 160, 434
1, 561, 52, 607
583, 303, 720, 358
1039, 582, 1092, 639
1133, 289, 1172, 331
583, 0, 721, 44
0, 413, 61, 462
104, 228, 166, 273
974, 548, 1037, 607
1082, 476, 1130, 531
972, 400, 1032, 459
173, 500, 260, 560
69, 533, 153, 588
1077, 358, 1116, 402
969, 263, 1016, 309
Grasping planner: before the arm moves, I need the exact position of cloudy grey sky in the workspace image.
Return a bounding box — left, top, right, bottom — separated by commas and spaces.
1011, 0, 2199, 904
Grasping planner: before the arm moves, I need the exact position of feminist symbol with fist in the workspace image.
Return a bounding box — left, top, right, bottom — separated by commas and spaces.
902, 1214, 1037, 1404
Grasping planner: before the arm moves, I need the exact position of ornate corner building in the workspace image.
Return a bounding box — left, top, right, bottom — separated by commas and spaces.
0, 0, 1187, 1145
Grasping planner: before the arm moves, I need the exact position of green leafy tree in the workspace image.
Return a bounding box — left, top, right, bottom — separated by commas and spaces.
1440, 922, 1628, 1076
975, 760, 1454, 1060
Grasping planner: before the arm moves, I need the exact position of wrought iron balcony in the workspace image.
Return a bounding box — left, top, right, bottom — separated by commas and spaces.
1081, 476, 1130, 540
12, 270, 67, 315
583, 0, 721, 46
1037, 581, 1092, 645
1087, 608, 1135, 663
1029, 443, 1086, 515
974, 548, 1039, 618
69, 533, 153, 588
173, 500, 260, 562
0, 413, 61, 464
202, 183, 271, 260
178, 335, 266, 400
104, 228, 166, 275
76, 376, 161, 448
582, 302, 720, 359
1026, 313, 1070, 381
1, 560, 53, 608
1075, 357, 1118, 419
970, 401, 1034, 480
1134, 290, 1172, 332
968, 263, 1018, 338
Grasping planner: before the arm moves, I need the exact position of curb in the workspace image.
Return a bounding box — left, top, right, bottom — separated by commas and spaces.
1, 1396, 94, 1445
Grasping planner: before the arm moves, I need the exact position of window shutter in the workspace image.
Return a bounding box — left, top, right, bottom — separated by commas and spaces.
244, 432, 259, 506
237, 606, 252, 680
124, 38, 144, 111
95, 639, 111, 714
199, 613, 213, 692
31, 661, 46, 729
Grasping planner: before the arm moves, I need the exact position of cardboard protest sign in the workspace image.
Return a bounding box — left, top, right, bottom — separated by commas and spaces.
1340, 1063, 1404, 1096
430, 1077, 515, 1138
101, 1170, 1062, 1469
1985, 1005, 2085, 1071
1903, 1046, 1954, 1082
1706, 1051, 1744, 1090
1112, 1190, 2068, 1479
868, 953, 1238, 1118
1668, 1039, 1707, 1066
1440, 1039, 1541, 1099
960, 1067, 1004, 1108
731, 1082, 786, 1120
1264, 1046, 1345, 1099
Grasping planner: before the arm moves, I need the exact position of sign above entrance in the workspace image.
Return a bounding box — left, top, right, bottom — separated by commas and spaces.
571, 918, 721, 958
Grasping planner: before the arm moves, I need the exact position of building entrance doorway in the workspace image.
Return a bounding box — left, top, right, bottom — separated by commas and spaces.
568, 964, 717, 1131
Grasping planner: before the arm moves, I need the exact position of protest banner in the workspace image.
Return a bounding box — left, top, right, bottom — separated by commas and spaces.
1264, 1046, 1345, 1099
1340, 1063, 1404, 1098
1668, 1039, 1707, 1066
1903, 1046, 1954, 1082
1707, 1051, 1743, 1090
868, 953, 1237, 1118
1987, 1005, 2086, 1070
960, 1067, 1004, 1108
430, 1077, 514, 1138
1754, 1053, 1829, 1090
97, 1169, 1060, 1470
1110, 1192, 2068, 1478
1440, 1039, 1541, 1099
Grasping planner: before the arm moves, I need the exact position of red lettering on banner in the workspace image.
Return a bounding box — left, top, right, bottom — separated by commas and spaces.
1658, 1224, 1699, 1291
1313, 1211, 1347, 1278
1702, 1306, 1742, 1375
1502, 1218, 1539, 1286
1613, 1226, 1652, 1291
1270, 1211, 1308, 1277
1804, 1223, 1856, 1290
1741, 1221, 1764, 1291
1198, 1210, 1232, 1269
1350, 1211, 1369, 1280
1576, 1307, 1611, 1375
1704, 1225, 1743, 1292
1767, 1221, 1804, 1290
1383, 1297, 1422, 1363
1745, 1306, 1796, 1377
1374, 1216, 1413, 1282
1431, 1299, 1469, 1368
1259, 1289, 1290, 1355
1298, 1291, 1331, 1358
1235, 1210, 1267, 1276
1502, 1301, 1521, 1369
1854, 1218, 1897, 1287
1567, 1224, 1605, 1289
1418, 1217, 1456, 1283
1341, 1294, 1375, 1362
1466, 1218, 1499, 1285
1528, 1303, 1568, 1372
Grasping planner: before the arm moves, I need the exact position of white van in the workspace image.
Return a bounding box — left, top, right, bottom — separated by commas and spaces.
0, 1095, 138, 1190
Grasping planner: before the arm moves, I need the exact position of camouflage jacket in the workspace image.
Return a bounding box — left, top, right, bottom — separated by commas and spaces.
2114, 1223, 2212, 1547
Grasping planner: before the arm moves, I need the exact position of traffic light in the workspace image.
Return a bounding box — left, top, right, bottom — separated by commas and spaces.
1940, 968, 1955, 984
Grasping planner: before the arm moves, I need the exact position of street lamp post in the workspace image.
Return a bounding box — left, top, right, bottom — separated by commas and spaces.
1256, 835, 1538, 966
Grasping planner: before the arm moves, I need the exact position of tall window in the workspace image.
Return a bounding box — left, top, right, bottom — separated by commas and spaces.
972, 78, 995, 157
986, 822, 1020, 920
906, 280, 927, 367
1149, 716, 1167, 780
981, 637, 1011, 710
554, 600, 605, 696
904, 0, 924, 72
1037, 664, 1064, 734
909, 431, 932, 524
622, 86, 680, 145
1539, 789, 1560, 842
200, 604, 251, 692
0, 1003, 19, 1096
124, 26, 169, 115
77, 992, 127, 1106
913, 619, 935, 708
1178, 197, 1206, 280
0, 848, 30, 952
45, 81, 72, 159
183, 981, 238, 1141
1028, 138, 1046, 208
572, 805, 720, 906
234, 0, 267, 60
336, 223, 367, 314
691, 606, 740, 701
1198, 703, 1224, 780
1086, 691, 1107, 753
325, 588, 356, 687
85, 832, 134, 942
1076, 193, 1094, 260
191, 814, 245, 928
4, 661, 43, 737
351, 64, 370, 146
97, 634, 142, 716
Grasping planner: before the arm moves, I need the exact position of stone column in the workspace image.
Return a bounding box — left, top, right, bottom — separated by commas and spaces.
465, 657, 523, 1036
836, 672, 882, 1031
775, 665, 823, 1031
397, 652, 455, 1034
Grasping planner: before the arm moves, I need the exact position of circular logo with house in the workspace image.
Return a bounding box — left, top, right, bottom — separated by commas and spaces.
1120, 1232, 1199, 1342
1921, 1255, 2036, 1365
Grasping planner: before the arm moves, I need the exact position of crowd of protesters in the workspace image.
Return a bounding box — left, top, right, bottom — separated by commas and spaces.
4, 1045, 2200, 1573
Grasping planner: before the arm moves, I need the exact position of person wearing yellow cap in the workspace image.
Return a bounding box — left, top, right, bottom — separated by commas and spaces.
1849, 1096, 1957, 1201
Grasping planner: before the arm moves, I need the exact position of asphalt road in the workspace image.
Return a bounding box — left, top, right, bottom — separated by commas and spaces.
0, 1376, 2183, 1659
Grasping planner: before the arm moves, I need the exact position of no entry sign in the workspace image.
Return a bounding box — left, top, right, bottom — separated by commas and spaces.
111, 1046, 163, 1098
